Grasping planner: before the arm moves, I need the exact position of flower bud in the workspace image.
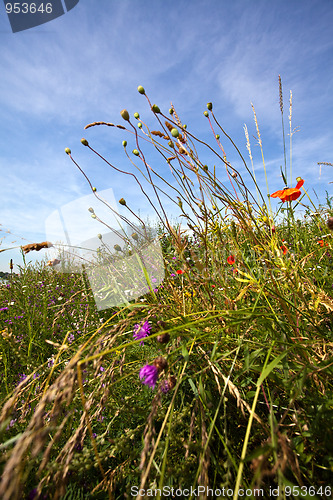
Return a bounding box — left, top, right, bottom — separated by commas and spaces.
167, 375, 176, 390
97, 234, 102, 240
114, 244, 121, 252
134, 112, 140, 119
131, 233, 139, 241
216, 134, 220, 140
156, 333, 170, 344
65, 147, 71, 155
91, 214, 97, 219
119, 198, 126, 206
153, 356, 168, 373
120, 109, 130, 121
138, 122, 142, 128
92, 187, 97, 192
122, 140, 127, 147
169, 108, 174, 115
207, 102, 213, 110
171, 128, 179, 138
203, 111, 209, 117
88, 207, 95, 213
137, 85, 145, 94
133, 149, 140, 156
327, 217, 333, 230
81, 138, 89, 146
151, 104, 160, 114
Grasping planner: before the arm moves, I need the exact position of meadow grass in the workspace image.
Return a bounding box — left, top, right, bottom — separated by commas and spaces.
0, 82, 333, 500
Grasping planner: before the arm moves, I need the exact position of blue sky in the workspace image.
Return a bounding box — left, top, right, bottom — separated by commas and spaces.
1, 0, 333, 273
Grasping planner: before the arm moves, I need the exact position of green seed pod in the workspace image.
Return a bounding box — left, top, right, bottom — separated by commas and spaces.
91, 214, 97, 219
138, 122, 142, 128
119, 198, 126, 206
168, 141, 174, 148
203, 111, 209, 117
65, 147, 71, 155
207, 102, 213, 111
216, 134, 220, 140
171, 128, 179, 138
169, 108, 174, 114
134, 112, 140, 119
120, 109, 130, 121
122, 140, 127, 147
97, 234, 102, 240
92, 187, 97, 192
133, 149, 140, 156
114, 244, 121, 252
137, 85, 145, 94
183, 124, 187, 129
131, 233, 139, 241
151, 104, 160, 113
80, 138, 89, 146
88, 207, 94, 213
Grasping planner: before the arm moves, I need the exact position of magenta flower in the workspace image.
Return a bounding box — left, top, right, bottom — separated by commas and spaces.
133, 320, 151, 346
160, 380, 170, 393
139, 364, 158, 389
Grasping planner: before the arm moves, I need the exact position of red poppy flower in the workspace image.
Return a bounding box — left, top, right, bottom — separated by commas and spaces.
281, 245, 288, 255
176, 269, 185, 274
318, 240, 324, 247
227, 255, 235, 265
271, 179, 304, 203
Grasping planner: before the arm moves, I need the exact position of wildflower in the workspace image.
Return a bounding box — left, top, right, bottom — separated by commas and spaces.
281, 245, 288, 255
270, 179, 304, 203
160, 380, 170, 393
176, 269, 185, 274
133, 320, 151, 345
227, 255, 235, 265
67, 333, 75, 344
318, 240, 324, 247
0, 307, 8, 312
160, 375, 176, 393
139, 364, 158, 389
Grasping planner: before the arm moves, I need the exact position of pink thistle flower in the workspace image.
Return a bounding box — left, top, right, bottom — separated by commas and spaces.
139, 364, 158, 389
133, 320, 151, 346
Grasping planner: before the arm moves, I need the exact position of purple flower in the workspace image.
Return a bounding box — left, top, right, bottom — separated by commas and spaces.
0, 307, 8, 312
133, 320, 151, 346
139, 364, 158, 389
68, 333, 75, 344
160, 380, 170, 393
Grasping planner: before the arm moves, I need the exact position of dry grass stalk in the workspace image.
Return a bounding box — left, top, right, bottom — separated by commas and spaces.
21, 241, 53, 254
